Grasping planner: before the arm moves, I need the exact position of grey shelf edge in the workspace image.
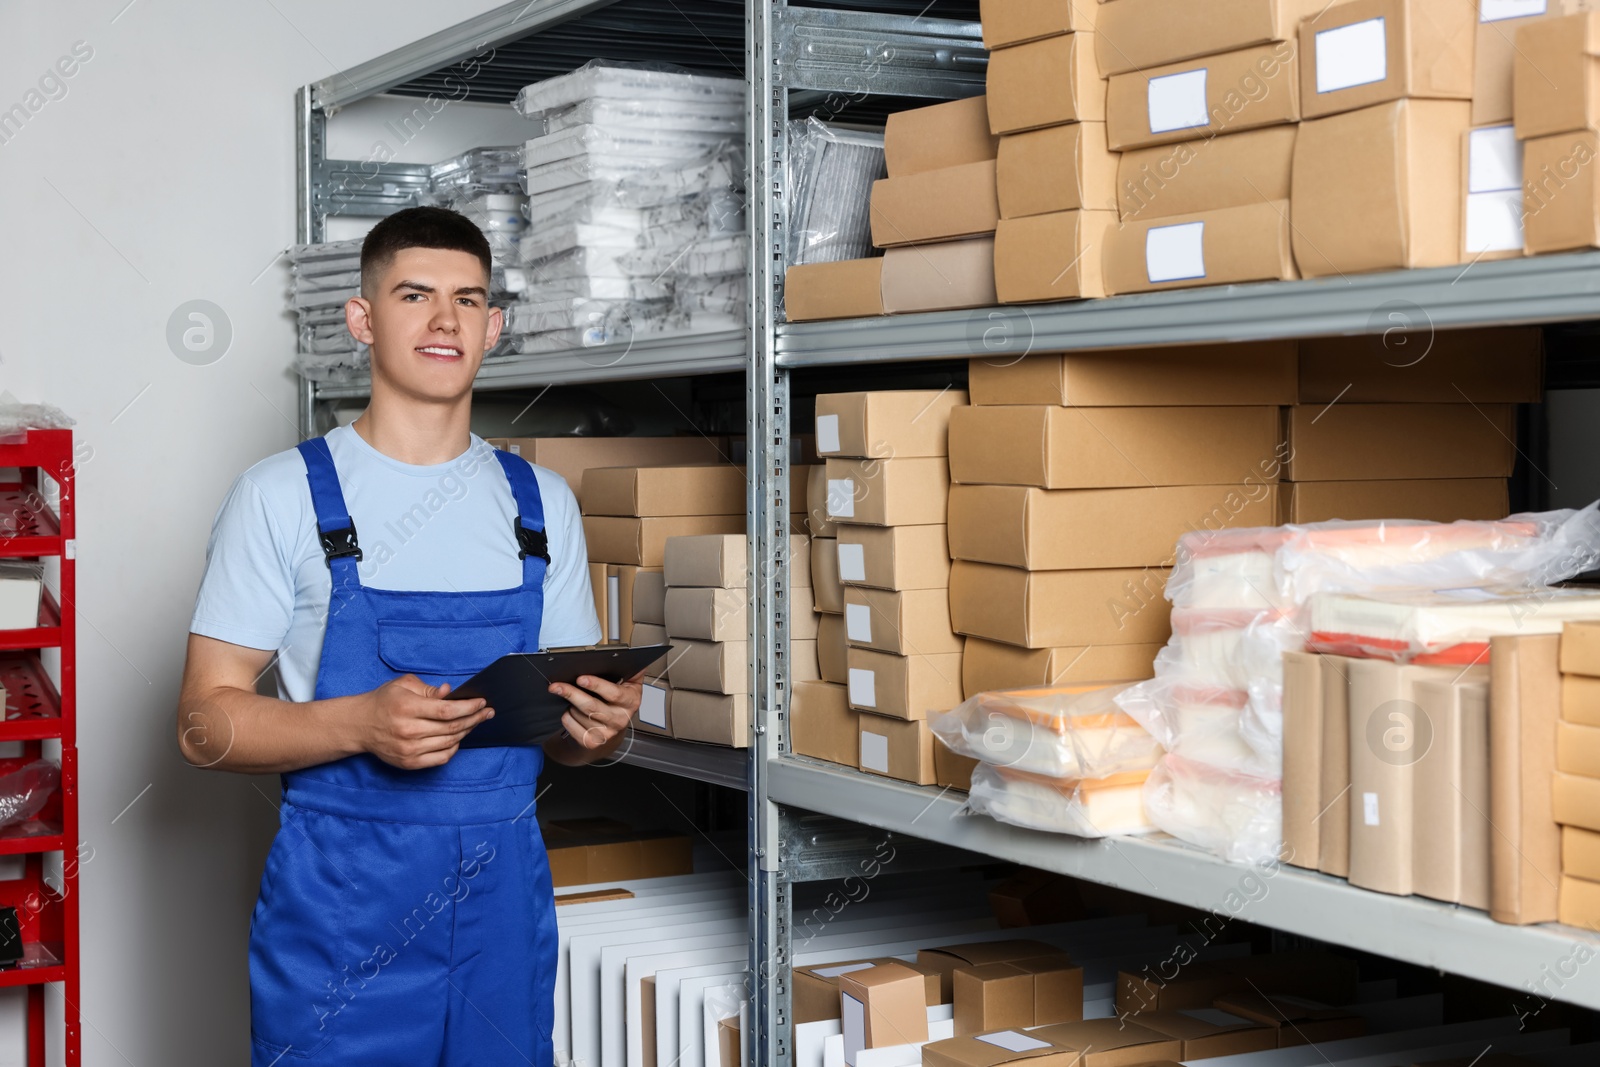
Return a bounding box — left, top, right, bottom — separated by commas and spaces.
767, 755, 1600, 1011
775, 251, 1600, 366
311, 329, 749, 400
612, 733, 749, 791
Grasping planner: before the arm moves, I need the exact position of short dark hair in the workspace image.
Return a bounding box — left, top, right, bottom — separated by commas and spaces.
360, 206, 493, 296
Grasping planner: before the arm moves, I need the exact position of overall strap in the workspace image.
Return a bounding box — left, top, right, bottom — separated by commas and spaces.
491, 448, 551, 568
296, 438, 364, 589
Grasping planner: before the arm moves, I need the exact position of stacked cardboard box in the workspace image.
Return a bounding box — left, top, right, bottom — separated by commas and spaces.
1515, 11, 1600, 252
792, 461, 858, 769
1557, 621, 1600, 930
819, 389, 967, 786
1097, 0, 1305, 294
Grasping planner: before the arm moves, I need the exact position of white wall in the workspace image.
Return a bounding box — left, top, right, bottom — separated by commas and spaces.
0, 3, 521, 1062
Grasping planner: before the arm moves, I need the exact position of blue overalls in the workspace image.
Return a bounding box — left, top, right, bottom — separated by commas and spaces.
248, 437, 559, 1066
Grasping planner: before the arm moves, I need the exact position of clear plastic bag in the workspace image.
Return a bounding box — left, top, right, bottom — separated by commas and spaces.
966, 764, 1154, 838
1142, 754, 1282, 864
0, 761, 58, 830
1307, 584, 1600, 664
787, 117, 886, 266
929, 683, 1160, 779
513, 60, 743, 122
1161, 608, 1302, 691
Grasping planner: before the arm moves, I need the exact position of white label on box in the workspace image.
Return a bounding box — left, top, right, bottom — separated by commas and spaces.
1469, 125, 1521, 193
813, 962, 877, 979
976, 1032, 1052, 1053
848, 668, 878, 708
1179, 1008, 1251, 1027
1145, 221, 1206, 283
838, 543, 867, 583
606, 575, 621, 642
846, 603, 873, 643
1466, 191, 1525, 253
639, 683, 668, 728
508, 443, 522, 455
1316, 18, 1388, 94
827, 478, 857, 519
817, 413, 842, 455
860, 730, 890, 773
1363, 791, 1381, 826
1147, 68, 1210, 134
1480, 0, 1545, 21
841, 994, 866, 1067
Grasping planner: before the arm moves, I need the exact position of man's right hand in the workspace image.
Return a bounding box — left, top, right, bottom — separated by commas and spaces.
359, 675, 495, 770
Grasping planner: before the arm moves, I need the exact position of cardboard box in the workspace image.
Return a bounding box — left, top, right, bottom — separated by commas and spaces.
671, 689, 749, 747
1560, 873, 1600, 930
986, 870, 1086, 927
885, 95, 1001, 177
1281, 479, 1509, 524
1292, 99, 1473, 276
815, 389, 967, 460
1567, 674, 1600, 727
793, 958, 942, 1024
935, 737, 981, 791
922, 1033, 1080, 1067
962, 637, 1159, 696
794, 638, 821, 683
1513, 13, 1600, 138
1412, 678, 1492, 908
918, 941, 1064, 1002
948, 483, 1279, 570
1115, 952, 1360, 1015
541, 824, 694, 888
1298, 0, 1476, 120
1096, 0, 1317, 75
606, 565, 660, 643
584, 515, 744, 567
1463, 124, 1525, 259
554, 887, 635, 906
858, 716, 937, 784
981, 0, 1099, 48
663, 534, 746, 589
994, 210, 1117, 303
785, 258, 886, 323
1490, 633, 1563, 924
791, 532, 813, 589
1117, 126, 1296, 221
1211, 993, 1366, 1046
846, 648, 965, 719
968, 341, 1298, 406
953, 956, 1084, 1035
667, 639, 748, 694
997, 122, 1119, 219
1475, 0, 1600, 125
880, 238, 998, 313
1297, 326, 1543, 402
1284, 403, 1515, 481
663, 587, 747, 642
807, 464, 837, 538
843, 587, 963, 655
1104, 44, 1300, 152
588, 561, 610, 642
717, 1015, 739, 1067
1320, 653, 1355, 878
986, 33, 1107, 135
825, 457, 951, 526
870, 160, 1001, 247
1563, 619, 1600, 675
1558, 720, 1600, 777
489, 436, 726, 506
950, 562, 1172, 648
1522, 129, 1600, 254
792, 585, 820, 641
1133, 1010, 1278, 1059
812, 537, 843, 613
1104, 201, 1296, 295
819, 612, 849, 684
838, 525, 952, 591
1029, 1019, 1184, 1066
636, 681, 671, 736
791, 680, 857, 767
632, 621, 669, 646
1554, 771, 1600, 831
950, 405, 1282, 489
1564, 825, 1600, 880
1282, 651, 1326, 870
582, 464, 745, 517
839, 963, 930, 1063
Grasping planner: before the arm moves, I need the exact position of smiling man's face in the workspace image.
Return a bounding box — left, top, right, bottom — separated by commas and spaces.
346, 246, 503, 403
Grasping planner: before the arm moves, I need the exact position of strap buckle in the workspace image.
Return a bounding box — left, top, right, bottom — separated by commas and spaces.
318, 525, 363, 565
514, 520, 550, 563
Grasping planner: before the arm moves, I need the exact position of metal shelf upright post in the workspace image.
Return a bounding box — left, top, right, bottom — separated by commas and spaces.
0, 428, 81, 1066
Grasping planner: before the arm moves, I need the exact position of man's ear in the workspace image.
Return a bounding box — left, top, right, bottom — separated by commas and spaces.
346, 296, 375, 346
484, 305, 504, 352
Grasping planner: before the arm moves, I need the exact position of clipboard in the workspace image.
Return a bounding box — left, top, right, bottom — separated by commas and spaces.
447, 644, 670, 747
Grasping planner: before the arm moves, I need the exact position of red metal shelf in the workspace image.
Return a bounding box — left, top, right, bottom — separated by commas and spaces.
0, 943, 66, 989
0, 486, 62, 560
0, 656, 61, 742
0, 821, 65, 858
0, 592, 61, 653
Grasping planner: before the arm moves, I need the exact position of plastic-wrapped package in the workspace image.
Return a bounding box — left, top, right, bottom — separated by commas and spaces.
1308, 584, 1600, 664
425, 145, 523, 201
1142, 754, 1282, 864
929, 683, 1161, 779
1116, 682, 1279, 775
504, 297, 670, 336
674, 273, 746, 315
526, 185, 641, 231
0, 403, 75, 436
1162, 608, 1300, 690
520, 243, 638, 276
679, 235, 748, 276
614, 146, 743, 208
513, 60, 743, 122
541, 96, 744, 135
787, 118, 886, 265
524, 125, 733, 169
0, 761, 58, 830
966, 764, 1154, 838
513, 272, 671, 303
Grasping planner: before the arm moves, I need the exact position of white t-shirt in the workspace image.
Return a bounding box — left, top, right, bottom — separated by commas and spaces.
190, 425, 600, 703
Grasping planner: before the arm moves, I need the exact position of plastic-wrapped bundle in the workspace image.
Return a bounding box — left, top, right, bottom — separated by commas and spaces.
674, 271, 746, 316
541, 95, 743, 135
965, 764, 1154, 838
513, 60, 743, 121
787, 118, 886, 265
1114, 682, 1278, 776
511, 272, 671, 304
0, 761, 59, 830
524, 124, 733, 169
426, 145, 523, 201
930, 683, 1160, 779
504, 297, 669, 336
1142, 754, 1282, 864
288, 239, 370, 380
614, 145, 744, 208
1308, 584, 1600, 664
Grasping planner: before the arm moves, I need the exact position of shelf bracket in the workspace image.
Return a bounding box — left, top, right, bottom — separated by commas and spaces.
773, 6, 986, 99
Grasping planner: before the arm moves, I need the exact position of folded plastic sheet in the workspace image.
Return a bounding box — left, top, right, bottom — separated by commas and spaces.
1308, 584, 1600, 664
966, 764, 1153, 838
930, 683, 1160, 779
513, 60, 743, 121
787, 117, 885, 266
1142, 754, 1282, 864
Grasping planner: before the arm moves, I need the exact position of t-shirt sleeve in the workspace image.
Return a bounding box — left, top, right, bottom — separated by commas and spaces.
189, 474, 297, 652
534, 468, 603, 649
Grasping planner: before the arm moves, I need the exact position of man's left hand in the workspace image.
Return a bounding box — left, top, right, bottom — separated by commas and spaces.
545, 674, 642, 765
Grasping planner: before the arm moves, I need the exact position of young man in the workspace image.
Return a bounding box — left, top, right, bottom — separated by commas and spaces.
178, 207, 640, 1064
